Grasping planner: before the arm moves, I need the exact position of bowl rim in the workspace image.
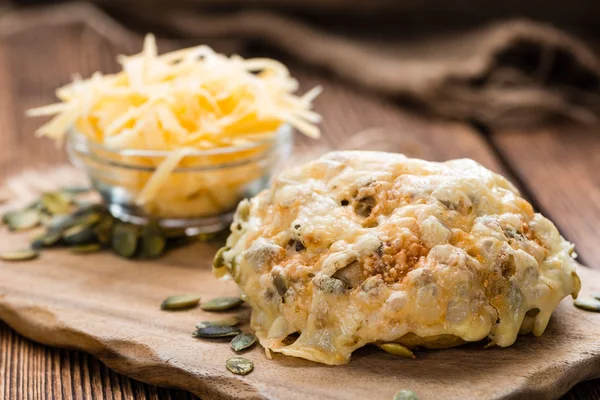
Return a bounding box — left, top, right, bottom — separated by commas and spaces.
66, 124, 293, 172
67, 123, 292, 158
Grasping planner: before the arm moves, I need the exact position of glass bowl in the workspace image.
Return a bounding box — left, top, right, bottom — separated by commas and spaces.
66, 125, 293, 234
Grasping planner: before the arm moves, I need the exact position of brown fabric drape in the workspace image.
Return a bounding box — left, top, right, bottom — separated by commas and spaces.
144, 10, 600, 129
9, 1, 600, 129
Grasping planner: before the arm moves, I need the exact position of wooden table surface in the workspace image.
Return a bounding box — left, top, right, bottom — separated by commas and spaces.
0, 6, 599, 400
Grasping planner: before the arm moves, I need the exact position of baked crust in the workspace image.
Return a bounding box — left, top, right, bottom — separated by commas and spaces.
215, 151, 580, 365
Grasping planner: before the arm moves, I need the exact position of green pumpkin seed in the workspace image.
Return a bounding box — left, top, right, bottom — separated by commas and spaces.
193, 325, 242, 338
213, 246, 229, 269
213, 247, 230, 278
63, 224, 96, 245
213, 265, 229, 279
33, 229, 63, 248
230, 257, 239, 278
61, 186, 91, 196
6, 209, 41, 231
196, 315, 241, 329
41, 192, 71, 215
55, 191, 76, 203
230, 332, 256, 352
70, 243, 103, 254
140, 222, 166, 259
24, 200, 42, 211
38, 212, 52, 226
379, 343, 416, 359
200, 296, 243, 312
160, 294, 201, 310
53, 209, 104, 235
393, 390, 418, 400
68, 205, 106, 228
73, 211, 103, 228
1, 210, 13, 224
72, 203, 106, 217
574, 297, 600, 312
44, 214, 71, 231
226, 357, 254, 376
112, 223, 138, 258
93, 217, 114, 245
75, 200, 94, 209
281, 334, 299, 346
1, 202, 39, 225
30, 231, 46, 249
0, 248, 39, 261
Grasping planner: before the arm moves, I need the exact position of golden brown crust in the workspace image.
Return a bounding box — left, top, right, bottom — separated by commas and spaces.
217, 151, 580, 365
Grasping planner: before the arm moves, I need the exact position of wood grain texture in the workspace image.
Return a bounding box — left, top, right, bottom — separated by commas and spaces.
489, 128, 600, 268
0, 219, 599, 400
0, 321, 199, 400
0, 7, 599, 400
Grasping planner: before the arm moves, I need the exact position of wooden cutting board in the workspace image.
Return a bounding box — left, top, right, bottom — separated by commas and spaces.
1, 217, 599, 400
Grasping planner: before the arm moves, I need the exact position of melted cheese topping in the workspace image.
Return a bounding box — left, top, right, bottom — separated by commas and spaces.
216, 151, 581, 365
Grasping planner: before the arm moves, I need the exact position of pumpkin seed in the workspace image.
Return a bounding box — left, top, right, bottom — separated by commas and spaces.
574, 297, 600, 312
55, 191, 75, 203
93, 217, 114, 245
571, 271, 581, 295
75, 200, 94, 209
193, 325, 242, 338
25, 200, 42, 211
272, 269, 288, 296
61, 186, 91, 196
63, 224, 96, 245
56, 190, 76, 203
72, 203, 106, 217
379, 343, 416, 359
160, 294, 201, 310
38, 212, 51, 225
213, 247, 230, 278
196, 315, 241, 329
6, 209, 41, 231
30, 231, 46, 249
45, 214, 72, 231
332, 260, 362, 289
70, 243, 103, 254
282, 335, 298, 346
213, 265, 229, 279
41, 192, 71, 215
213, 246, 229, 269
393, 390, 418, 400
112, 223, 138, 258
68, 205, 106, 229
1, 210, 13, 224
200, 296, 243, 312
140, 222, 166, 259
72, 211, 103, 228
230, 332, 256, 352
226, 357, 254, 376
0, 248, 39, 261
33, 229, 63, 247
231, 257, 239, 278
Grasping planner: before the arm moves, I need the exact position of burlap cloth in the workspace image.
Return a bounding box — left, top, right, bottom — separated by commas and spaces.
6, 1, 600, 130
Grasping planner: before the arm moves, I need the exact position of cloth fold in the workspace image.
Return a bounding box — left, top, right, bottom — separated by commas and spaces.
6, 1, 600, 129
144, 9, 600, 129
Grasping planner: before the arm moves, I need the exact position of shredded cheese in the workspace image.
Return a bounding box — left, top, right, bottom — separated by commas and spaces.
27, 34, 321, 217
136, 147, 194, 205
